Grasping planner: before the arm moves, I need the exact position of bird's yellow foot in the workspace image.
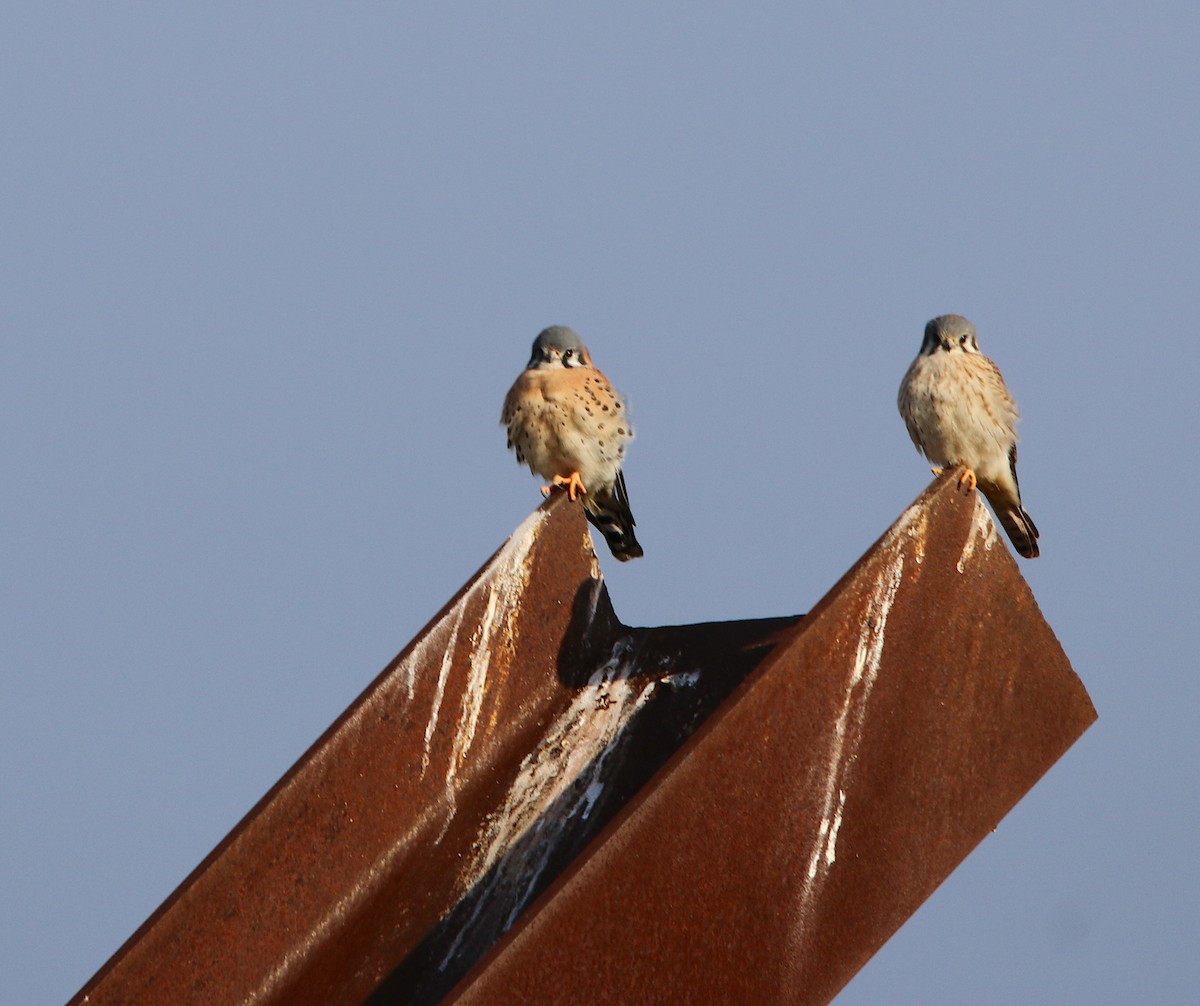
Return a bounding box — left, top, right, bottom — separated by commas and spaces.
931, 467, 945, 476
957, 467, 977, 492
551, 472, 588, 501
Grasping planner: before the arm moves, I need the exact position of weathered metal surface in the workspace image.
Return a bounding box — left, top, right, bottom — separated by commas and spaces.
69, 493, 798, 1006
444, 473, 1096, 1006
70, 473, 1094, 1006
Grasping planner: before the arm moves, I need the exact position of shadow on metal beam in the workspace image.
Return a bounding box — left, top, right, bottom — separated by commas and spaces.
366, 581, 799, 1006
69, 473, 1095, 1006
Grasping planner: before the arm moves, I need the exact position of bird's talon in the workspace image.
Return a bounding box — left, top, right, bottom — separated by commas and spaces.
551, 472, 587, 502
957, 468, 977, 492
540, 485, 552, 498
931, 467, 945, 476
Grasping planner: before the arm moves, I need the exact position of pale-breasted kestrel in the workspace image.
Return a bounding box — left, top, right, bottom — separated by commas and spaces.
502, 326, 643, 561
898, 314, 1040, 559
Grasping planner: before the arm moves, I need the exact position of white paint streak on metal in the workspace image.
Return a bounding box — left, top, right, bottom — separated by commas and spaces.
350, 611, 452, 736
791, 546, 905, 953
665, 670, 701, 687
891, 499, 929, 566
957, 494, 999, 573
397, 614, 442, 704
445, 510, 547, 790
244, 514, 557, 1001
421, 603, 467, 777
439, 636, 661, 968
583, 574, 605, 628
581, 781, 605, 821
453, 589, 499, 778
823, 789, 846, 868
470, 638, 656, 883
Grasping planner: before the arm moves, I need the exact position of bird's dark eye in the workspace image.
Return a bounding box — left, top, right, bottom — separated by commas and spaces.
959, 335, 968, 346
563, 349, 574, 362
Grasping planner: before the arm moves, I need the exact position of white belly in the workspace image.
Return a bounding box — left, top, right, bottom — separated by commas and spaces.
900, 354, 1014, 485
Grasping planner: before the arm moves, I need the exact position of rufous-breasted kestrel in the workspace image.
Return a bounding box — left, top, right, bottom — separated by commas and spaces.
502, 326, 643, 561
898, 314, 1040, 559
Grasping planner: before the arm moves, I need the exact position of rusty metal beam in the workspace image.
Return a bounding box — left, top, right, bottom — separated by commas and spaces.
69, 474, 1094, 1006
444, 475, 1096, 1005
69, 493, 797, 1006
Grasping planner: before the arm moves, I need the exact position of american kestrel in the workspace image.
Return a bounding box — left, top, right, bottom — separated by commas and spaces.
502, 326, 643, 561
898, 314, 1040, 559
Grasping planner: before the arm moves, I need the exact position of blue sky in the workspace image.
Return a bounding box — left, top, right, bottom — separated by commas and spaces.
3, 5, 1197, 1003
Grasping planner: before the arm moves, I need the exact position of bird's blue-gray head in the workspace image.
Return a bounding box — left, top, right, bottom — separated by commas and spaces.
921, 314, 980, 356
526, 325, 593, 369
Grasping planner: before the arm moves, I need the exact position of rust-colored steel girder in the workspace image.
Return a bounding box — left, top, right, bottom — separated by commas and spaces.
69, 473, 1094, 1006
445, 476, 1096, 1005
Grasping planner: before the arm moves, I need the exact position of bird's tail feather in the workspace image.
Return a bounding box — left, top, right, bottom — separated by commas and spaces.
995, 503, 1040, 559
978, 473, 1040, 560
584, 472, 643, 561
